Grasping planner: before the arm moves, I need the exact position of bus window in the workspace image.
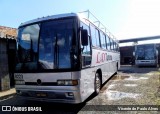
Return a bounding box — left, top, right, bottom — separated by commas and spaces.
106, 35, 110, 50
113, 41, 116, 51
100, 31, 106, 49
115, 42, 118, 51
117, 44, 120, 51
80, 22, 91, 67
39, 19, 73, 69
90, 25, 101, 47
109, 38, 112, 50
115, 43, 117, 51
110, 39, 114, 50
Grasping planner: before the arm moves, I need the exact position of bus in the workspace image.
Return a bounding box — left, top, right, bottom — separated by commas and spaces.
14, 11, 120, 103
134, 44, 158, 67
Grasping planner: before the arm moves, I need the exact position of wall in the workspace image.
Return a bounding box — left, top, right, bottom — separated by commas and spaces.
0, 38, 16, 91
0, 26, 17, 38
0, 38, 10, 91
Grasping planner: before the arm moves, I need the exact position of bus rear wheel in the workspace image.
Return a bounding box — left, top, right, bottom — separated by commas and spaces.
94, 73, 101, 95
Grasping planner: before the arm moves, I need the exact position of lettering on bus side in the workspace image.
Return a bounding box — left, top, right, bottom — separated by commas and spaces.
96, 52, 112, 63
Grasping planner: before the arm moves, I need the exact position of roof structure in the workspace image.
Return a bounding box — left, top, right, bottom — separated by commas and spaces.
119, 36, 160, 43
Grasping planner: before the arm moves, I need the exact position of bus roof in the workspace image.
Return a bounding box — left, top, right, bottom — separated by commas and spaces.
19, 13, 78, 27
19, 11, 118, 43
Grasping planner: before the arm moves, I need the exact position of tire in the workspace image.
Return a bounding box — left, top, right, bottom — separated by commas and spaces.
94, 73, 101, 95
115, 63, 118, 75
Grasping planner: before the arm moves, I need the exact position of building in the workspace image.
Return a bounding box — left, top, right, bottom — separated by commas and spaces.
119, 36, 160, 65
120, 43, 160, 65
0, 26, 17, 91
120, 46, 134, 65
0, 26, 17, 38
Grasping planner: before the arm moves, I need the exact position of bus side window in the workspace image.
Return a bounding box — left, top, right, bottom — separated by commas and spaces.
113, 41, 116, 51
90, 25, 101, 47
100, 31, 106, 49
80, 22, 91, 67
110, 39, 114, 50
117, 43, 119, 51
106, 35, 110, 50
115, 42, 117, 51
116, 43, 119, 51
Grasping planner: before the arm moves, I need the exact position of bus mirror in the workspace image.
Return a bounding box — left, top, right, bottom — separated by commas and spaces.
81, 30, 88, 46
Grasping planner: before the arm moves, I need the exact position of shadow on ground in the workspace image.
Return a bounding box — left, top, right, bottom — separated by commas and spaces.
119, 65, 159, 74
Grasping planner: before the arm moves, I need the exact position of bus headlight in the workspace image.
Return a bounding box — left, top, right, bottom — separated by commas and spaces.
57, 80, 78, 86
15, 80, 25, 85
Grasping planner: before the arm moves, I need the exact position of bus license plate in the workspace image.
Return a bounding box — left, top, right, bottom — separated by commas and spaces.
36, 93, 47, 97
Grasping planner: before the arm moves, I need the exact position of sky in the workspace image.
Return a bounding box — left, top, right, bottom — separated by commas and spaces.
1, 0, 160, 44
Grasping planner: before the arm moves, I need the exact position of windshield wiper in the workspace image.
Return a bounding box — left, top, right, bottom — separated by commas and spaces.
54, 33, 59, 69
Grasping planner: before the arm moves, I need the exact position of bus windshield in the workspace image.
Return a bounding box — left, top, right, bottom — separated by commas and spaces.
136, 45, 155, 60
16, 18, 78, 72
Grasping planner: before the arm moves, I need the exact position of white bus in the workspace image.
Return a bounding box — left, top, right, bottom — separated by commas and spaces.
14, 12, 120, 103
134, 44, 158, 67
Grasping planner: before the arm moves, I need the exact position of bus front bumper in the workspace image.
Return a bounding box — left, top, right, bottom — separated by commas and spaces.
136, 60, 156, 66
15, 85, 82, 104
